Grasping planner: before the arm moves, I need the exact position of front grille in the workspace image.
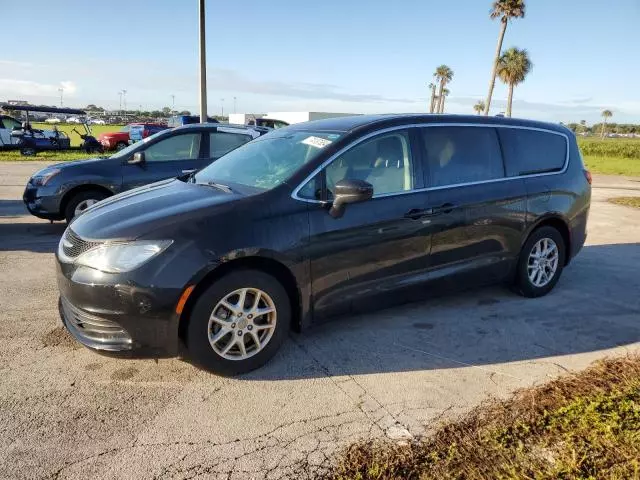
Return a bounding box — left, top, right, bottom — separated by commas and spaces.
62, 229, 101, 259
61, 296, 132, 349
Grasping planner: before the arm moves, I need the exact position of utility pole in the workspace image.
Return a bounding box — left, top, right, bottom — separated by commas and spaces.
233, 96, 237, 114
198, 0, 208, 123
58, 87, 64, 108
171, 94, 175, 112
220, 98, 224, 117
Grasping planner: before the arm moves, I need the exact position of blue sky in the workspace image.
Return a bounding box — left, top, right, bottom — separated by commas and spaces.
1, 0, 638, 123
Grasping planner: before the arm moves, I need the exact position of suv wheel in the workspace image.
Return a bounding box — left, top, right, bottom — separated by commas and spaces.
514, 226, 566, 298
64, 190, 108, 223
186, 269, 291, 375
115, 142, 127, 151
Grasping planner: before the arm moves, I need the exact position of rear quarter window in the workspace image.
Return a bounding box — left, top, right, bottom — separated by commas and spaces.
498, 128, 567, 177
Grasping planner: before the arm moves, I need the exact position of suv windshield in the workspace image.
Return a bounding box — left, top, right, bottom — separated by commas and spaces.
194, 130, 341, 190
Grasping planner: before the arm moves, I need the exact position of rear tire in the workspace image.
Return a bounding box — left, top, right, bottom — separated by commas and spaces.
64, 190, 108, 223
514, 226, 566, 298
115, 142, 127, 151
186, 269, 291, 376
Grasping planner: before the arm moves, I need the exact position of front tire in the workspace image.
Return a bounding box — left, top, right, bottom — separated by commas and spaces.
186, 269, 291, 375
64, 190, 108, 223
115, 142, 127, 151
514, 226, 566, 298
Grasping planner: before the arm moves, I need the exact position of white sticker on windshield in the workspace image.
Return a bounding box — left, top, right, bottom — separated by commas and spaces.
301, 136, 332, 149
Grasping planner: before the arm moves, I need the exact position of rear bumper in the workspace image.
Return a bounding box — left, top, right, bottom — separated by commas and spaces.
568, 207, 589, 264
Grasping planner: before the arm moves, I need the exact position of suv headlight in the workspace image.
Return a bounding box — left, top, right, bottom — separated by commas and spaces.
31, 168, 61, 186
75, 240, 173, 273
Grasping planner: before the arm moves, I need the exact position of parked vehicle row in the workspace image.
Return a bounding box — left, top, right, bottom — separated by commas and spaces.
98, 123, 167, 151
52, 114, 591, 375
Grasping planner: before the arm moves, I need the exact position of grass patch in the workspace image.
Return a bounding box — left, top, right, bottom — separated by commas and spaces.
326, 355, 640, 480
609, 197, 640, 209
0, 150, 97, 162
578, 137, 640, 160
583, 155, 640, 176
30, 123, 125, 146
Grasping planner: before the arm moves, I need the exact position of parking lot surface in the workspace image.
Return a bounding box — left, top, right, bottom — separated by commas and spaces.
1, 161, 639, 479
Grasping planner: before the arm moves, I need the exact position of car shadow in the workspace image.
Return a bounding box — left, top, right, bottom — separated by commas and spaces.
239, 243, 640, 381
0, 220, 66, 253
0, 199, 28, 218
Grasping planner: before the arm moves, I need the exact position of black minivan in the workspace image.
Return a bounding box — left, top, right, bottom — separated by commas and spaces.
56, 114, 591, 375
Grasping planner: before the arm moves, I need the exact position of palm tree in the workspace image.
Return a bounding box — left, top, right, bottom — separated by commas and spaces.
484, 0, 526, 115
435, 65, 453, 114
496, 47, 532, 117
440, 88, 450, 113
601, 110, 613, 138
473, 100, 486, 115
428, 83, 437, 113
579, 119, 586, 134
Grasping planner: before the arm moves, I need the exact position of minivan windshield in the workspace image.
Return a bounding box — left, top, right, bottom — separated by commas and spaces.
193, 130, 342, 190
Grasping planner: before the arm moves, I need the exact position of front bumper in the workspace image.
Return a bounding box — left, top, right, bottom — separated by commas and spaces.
56, 260, 183, 356
23, 184, 64, 220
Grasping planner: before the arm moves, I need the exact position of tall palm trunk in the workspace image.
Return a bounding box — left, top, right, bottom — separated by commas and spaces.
436, 81, 445, 114
484, 18, 508, 116
506, 83, 514, 117
429, 84, 436, 113
601, 119, 607, 138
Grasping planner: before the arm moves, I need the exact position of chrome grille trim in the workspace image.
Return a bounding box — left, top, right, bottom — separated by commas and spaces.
61, 229, 101, 259
60, 296, 132, 350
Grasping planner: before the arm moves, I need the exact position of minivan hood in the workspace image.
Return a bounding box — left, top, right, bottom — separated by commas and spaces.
70, 179, 241, 240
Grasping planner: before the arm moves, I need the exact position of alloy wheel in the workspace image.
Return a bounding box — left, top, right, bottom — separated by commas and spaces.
207, 288, 277, 360
74, 199, 99, 217
527, 237, 559, 287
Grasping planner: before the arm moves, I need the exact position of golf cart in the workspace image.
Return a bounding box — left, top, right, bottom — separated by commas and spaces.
0, 104, 103, 156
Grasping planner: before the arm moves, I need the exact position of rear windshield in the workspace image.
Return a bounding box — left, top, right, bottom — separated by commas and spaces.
498, 128, 567, 176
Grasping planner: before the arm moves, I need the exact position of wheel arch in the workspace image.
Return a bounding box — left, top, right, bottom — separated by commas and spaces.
177, 255, 303, 343
60, 183, 114, 216
525, 214, 572, 265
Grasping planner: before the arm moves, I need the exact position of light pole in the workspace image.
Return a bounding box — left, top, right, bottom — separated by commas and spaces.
220, 98, 224, 117
118, 91, 123, 113
171, 94, 175, 113
122, 89, 127, 113
198, 0, 208, 123
58, 87, 64, 108
233, 96, 237, 114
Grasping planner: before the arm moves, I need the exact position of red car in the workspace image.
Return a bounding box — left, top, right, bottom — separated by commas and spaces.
99, 123, 167, 151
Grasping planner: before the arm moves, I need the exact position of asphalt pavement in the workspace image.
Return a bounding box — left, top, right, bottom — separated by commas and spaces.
1, 161, 639, 479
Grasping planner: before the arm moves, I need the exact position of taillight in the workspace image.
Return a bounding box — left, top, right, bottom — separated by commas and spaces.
584, 169, 592, 185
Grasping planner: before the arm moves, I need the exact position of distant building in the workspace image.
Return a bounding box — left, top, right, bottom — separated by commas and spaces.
228, 111, 357, 126
6, 100, 29, 106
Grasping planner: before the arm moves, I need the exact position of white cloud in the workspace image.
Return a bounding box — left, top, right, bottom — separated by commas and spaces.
0, 79, 77, 98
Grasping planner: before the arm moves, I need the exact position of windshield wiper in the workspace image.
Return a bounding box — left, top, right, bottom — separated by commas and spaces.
196, 181, 233, 193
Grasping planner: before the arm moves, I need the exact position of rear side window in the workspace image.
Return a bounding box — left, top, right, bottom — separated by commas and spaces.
210, 132, 252, 159
421, 127, 504, 187
498, 128, 567, 176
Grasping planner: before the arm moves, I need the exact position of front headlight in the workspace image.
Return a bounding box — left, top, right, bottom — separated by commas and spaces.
75, 240, 173, 273
31, 168, 61, 186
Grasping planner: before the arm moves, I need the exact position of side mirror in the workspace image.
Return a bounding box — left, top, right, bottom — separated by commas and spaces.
129, 151, 145, 165
329, 179, 373, 218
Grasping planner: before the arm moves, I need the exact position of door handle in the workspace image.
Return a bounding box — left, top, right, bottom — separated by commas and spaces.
433, 203, 456, 214
404, 208, 434, 220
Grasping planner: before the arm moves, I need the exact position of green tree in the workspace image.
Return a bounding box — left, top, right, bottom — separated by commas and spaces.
484, 0, 526, 115
435, 65, 453, 114
473, 100, 486, 115
601, 110, 613, 138
496, 47, 532, 117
